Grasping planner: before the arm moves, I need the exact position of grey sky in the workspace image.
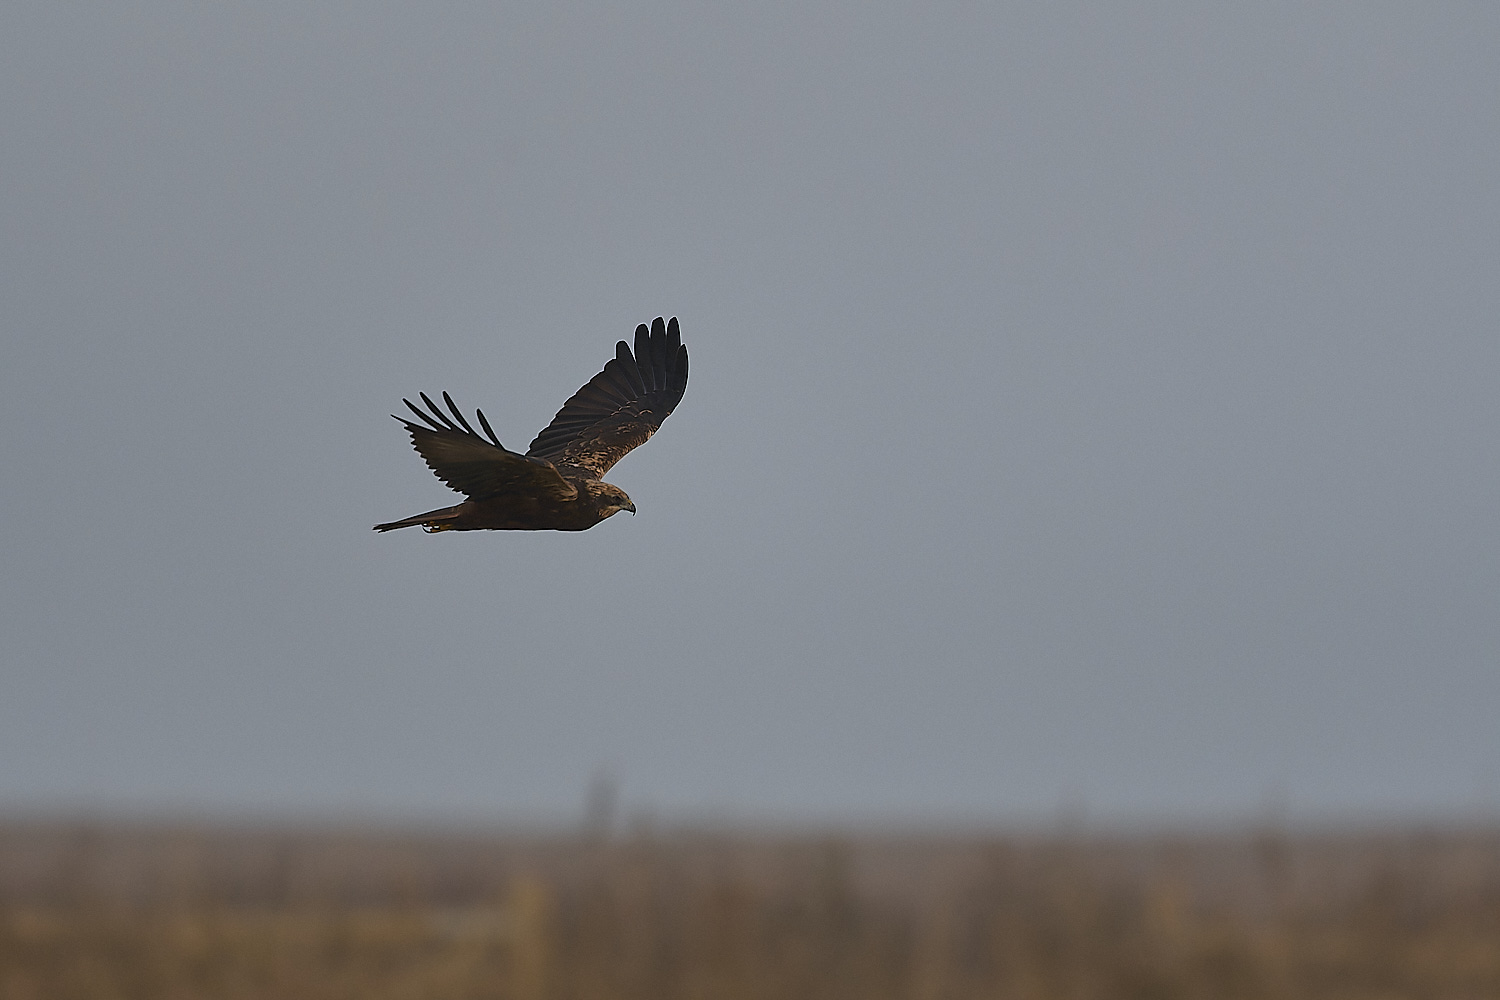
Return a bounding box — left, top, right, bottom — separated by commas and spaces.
2, 3, 1496, 826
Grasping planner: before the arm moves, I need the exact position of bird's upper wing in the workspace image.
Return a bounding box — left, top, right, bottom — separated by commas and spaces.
525, 317, 688, 478
395, 392, 578, 501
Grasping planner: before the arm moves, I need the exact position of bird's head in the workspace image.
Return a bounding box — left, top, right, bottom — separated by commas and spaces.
595, 483, 636, 519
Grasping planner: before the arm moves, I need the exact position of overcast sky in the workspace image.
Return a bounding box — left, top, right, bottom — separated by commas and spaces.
2, 2, 1497, 828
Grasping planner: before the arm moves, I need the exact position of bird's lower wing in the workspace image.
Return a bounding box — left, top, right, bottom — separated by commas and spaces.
397, 393, 577, 501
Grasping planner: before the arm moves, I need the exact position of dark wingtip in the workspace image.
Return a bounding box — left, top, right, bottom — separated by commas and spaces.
441, 391, 480, 437
403, 397, 446, 431
474, 407, 503, 448
635, 323, 656, 391
418, 392, 459, 431
648, 317, 669, 389
615, 340, 646, 395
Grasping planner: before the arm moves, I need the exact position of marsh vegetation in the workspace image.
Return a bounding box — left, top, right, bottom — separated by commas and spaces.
2, 821, 1497, 999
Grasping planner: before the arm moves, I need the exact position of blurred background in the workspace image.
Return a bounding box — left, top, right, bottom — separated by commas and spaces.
3, 0, 1496, 831
1, 3, 1498, 995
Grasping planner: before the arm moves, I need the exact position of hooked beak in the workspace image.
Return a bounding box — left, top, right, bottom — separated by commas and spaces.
627, 503, 637, 515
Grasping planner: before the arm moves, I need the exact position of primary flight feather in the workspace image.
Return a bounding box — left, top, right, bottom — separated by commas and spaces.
375, 316, 688, 532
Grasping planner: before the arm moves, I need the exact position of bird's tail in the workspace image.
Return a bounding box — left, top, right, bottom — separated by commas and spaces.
373, 504, 465, 532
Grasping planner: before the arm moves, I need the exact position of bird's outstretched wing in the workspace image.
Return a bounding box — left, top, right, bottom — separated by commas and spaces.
526, 316, 688, 478
396, 392, 578, 501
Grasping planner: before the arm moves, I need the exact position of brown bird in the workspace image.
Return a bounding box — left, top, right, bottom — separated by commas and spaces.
375, 317, 687, 532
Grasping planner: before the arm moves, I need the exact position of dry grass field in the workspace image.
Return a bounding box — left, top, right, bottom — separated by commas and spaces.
1, 821, 1498, 999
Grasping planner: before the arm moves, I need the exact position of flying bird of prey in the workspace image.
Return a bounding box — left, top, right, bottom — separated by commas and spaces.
375, 317, 687, 533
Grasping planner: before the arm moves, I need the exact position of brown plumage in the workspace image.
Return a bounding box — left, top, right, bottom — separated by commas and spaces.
374, 317, 688, 532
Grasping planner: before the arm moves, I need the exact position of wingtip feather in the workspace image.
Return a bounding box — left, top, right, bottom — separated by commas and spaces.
418, 392, 460, 432
403, 397, 447, 431
634, 324, 655, 391
441, 391, 481, 437
474, 408, 503, 448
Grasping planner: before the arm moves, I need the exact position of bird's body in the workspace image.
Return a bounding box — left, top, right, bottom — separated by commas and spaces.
375, 317, 687, 533
373, 480, 634, 533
